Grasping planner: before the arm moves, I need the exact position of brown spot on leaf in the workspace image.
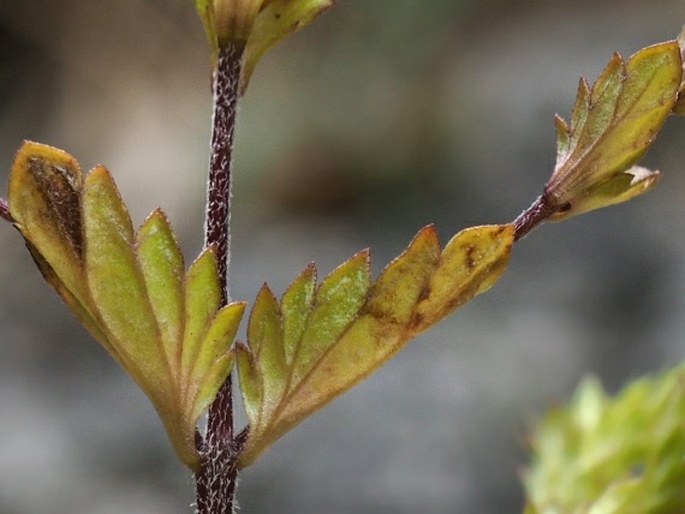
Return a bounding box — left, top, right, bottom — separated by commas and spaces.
416, 285, 431, 303
27, 156, 83, 258
465, 245, 476, 270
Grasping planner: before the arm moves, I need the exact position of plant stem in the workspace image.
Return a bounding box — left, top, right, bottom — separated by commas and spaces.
0, 198, 11, 223
195, 40, 244, 514
513, 193, 558, 241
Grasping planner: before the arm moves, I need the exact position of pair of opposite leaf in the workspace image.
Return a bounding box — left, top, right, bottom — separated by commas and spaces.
5, 141, 514, 469
4, 35, 683, 470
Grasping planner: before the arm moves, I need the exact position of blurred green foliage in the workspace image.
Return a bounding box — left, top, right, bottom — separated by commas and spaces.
525, 366, 685, 513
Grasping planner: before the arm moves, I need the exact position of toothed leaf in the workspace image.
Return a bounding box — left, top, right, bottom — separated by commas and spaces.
238, 224, 513, 467
6, 142, 243, 471
292, 251, 371, 385
414, 225, 513, 329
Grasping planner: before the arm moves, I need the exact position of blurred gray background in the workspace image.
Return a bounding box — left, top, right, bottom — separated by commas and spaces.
1, 1, 685, 513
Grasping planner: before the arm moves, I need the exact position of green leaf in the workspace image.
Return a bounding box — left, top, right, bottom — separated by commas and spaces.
241, 0, 335, 93
236, 342, 261, 425
237, 224, 514, 467
6, 142, 244, 470
545, 41, 681, 218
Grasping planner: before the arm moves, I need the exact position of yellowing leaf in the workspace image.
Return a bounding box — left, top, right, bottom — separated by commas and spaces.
545, 41, 681, 218
549, 165, 661, 222
237, 224, 514, 467
414, 225, 512, 329
6, 141, 244, 470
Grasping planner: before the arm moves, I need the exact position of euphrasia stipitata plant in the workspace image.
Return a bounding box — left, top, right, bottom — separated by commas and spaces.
1, 1, 684, 493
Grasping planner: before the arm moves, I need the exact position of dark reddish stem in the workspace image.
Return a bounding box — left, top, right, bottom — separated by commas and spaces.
204, 42, 244, 303
0, 198, 12, 223
513, 193, 559, 241
195, 40, 244, 514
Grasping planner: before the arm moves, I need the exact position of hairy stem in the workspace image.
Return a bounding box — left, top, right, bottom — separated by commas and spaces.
0, 198, 11, 223
513, 193, 558, 241
195, 41, 244, 514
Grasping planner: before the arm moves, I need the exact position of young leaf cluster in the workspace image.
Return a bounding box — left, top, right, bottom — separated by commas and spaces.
6, 142, 244, 470
545, 41, 682, 221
